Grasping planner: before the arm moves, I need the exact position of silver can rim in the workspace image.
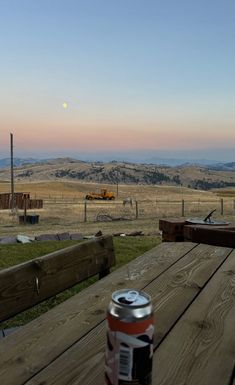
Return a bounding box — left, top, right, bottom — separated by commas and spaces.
111, 289, 151, 308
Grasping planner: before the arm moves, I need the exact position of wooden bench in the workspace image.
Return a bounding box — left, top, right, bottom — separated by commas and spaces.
0, 241, 234, 385
0, 235, 115, 324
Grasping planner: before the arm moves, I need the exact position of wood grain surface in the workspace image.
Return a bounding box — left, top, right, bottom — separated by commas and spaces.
2, 242, 234, 385
0, 242, 195, 385
22, 244, 232, 385
0, 235, 115, 322
154, 249, 235, 385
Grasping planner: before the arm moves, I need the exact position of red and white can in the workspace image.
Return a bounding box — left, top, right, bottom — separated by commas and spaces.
105, 289, 154, 385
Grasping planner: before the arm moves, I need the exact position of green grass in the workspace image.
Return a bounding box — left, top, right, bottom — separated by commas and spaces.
113, 236, 160, 269
0, 236, 160, 328
0, 240, 80, 269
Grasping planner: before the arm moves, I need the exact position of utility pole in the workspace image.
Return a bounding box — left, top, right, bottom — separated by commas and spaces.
10, 133, 15, 212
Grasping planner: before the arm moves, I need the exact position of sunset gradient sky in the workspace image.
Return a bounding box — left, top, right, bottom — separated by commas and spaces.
0, 0, 235, 161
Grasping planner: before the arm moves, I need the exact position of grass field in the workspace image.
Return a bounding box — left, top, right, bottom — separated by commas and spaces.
1, 180, 235, 237
0, 235, 160, 328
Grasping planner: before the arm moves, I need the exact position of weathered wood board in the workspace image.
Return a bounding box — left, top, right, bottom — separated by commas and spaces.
1, 242, 234, 385
0, 235, 115, 322
21, 244, 232, 385
154, 250, 235, 385
0, 242, 195, 385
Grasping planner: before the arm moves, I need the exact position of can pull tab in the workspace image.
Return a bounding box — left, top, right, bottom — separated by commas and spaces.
126, 290, 139, 303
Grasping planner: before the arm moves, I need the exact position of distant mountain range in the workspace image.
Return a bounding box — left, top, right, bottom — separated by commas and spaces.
0, 157, 49, 168
0, 156, 234, 169
0, 157, 234, 190
205, 162, 235, 171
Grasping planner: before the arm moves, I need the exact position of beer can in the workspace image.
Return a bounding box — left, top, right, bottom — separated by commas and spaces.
105, 289, 154, 385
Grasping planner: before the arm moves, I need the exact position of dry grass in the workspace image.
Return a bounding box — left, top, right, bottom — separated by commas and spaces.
0, 181, 235, 237
212, 188, 235, 197
0, 179, 218, 199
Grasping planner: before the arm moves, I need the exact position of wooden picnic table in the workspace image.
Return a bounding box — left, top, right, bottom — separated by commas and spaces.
0, 241, 234, 385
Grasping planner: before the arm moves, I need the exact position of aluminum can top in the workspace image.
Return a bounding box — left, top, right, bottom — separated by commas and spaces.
112, 289, 150, 307
109, 289, 152, 322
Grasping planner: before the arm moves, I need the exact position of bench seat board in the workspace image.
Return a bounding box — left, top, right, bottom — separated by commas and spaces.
0, 235, 115, 322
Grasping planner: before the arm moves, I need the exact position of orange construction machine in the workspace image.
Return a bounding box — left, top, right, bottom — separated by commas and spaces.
85, 188, 115, 200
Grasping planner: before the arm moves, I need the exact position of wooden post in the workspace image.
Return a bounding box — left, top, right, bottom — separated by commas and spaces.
181, 199, 185, 217
135, 201, 138, 219
84, 200, 87, 222
24, 198, 27, 224
233, 199, 235, 210
220, 198, 224, 215
115, 169, 119, 199
23, 193, 29, 224
10, 133, 15, 212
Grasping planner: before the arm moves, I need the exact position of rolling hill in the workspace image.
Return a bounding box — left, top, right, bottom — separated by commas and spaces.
0, 158, 235, 190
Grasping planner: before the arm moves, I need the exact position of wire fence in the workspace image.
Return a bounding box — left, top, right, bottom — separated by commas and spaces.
38, 198, 235, 223
1, 197, 235, 227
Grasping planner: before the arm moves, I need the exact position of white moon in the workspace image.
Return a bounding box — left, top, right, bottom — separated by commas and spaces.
62, 102, 68, 109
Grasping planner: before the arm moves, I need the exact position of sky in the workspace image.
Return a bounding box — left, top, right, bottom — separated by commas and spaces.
0, 0, 235, 162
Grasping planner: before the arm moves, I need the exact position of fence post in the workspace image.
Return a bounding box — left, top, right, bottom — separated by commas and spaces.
135, 201, 138, 219
233, 199, 235, 210
84, 201, 87, 222
198, 198, 200, 212
220, 198, 224, 215
181, 199, 185, 217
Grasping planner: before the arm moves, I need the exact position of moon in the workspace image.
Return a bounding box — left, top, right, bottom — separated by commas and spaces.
62, 102, 68, 109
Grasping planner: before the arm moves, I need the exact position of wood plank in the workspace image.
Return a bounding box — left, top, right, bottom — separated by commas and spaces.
159, 218, 186, 235
153, 250, 235, 385
0, 242, 195, 385
146, 243, 233, 348
0, 235, 115, 322
184, 225, 235, 248
23, 243, 232, 385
